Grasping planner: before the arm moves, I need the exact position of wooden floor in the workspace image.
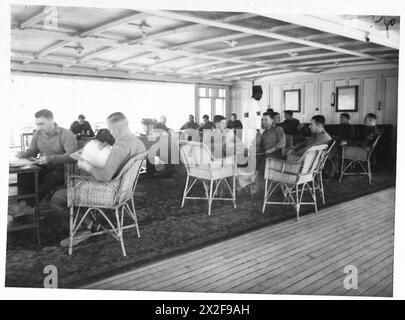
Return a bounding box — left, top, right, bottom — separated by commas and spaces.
84, 188, 395, 297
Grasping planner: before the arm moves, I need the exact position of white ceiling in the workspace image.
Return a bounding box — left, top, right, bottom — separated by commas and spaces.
10, 5, 399, 84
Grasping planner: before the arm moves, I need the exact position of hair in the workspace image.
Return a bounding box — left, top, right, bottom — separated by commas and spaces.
34, 109, 53, 119
266, 108, 274, 115
284, 110, 293, 116
340, 113, 350, 120
365, 113, 377, 120
213, 115, 226, 123
78, 114, 85, 120
202, 114, 209, 120
273, 112, 280, 117
231, 113, 237, 118
107, 112, 128, 124
252, 85, 263, 97
311, 115, 326, 126
262, 112, 275, 120
189, 114, 194, 118
95, 128, 115, 146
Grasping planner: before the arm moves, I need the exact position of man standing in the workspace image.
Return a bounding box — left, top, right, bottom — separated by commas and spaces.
180, 114, 199, 130
70, 114, 94, 137
242, 85, 263, 148
288, 115, 331, 158
17, 109, 77, 205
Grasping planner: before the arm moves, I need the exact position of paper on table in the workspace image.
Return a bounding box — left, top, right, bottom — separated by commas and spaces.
9, 158, 35, 167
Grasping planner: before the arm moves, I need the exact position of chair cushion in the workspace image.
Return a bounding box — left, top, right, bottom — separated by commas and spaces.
68, 179, 120, 207
344, 146, 369, 161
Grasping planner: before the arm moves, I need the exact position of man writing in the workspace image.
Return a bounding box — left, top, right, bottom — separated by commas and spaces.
17, 109, 77, 204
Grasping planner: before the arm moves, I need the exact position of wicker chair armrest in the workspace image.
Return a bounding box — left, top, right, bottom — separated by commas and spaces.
266, 157, 302, 175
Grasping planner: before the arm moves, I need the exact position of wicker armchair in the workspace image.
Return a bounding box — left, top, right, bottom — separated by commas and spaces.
67, 151, 147, 256
262, 144, 328, 221
179, 140, 237, 215
313, 140, 336, 204
339, 135, 381, 184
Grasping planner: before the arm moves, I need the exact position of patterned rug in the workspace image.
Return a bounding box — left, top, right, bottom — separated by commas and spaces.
5, 164, 396, 288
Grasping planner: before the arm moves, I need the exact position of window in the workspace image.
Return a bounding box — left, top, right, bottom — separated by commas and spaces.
196, 85, 229, 122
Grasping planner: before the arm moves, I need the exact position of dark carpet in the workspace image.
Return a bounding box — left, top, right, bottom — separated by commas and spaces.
5, 164, 396, 289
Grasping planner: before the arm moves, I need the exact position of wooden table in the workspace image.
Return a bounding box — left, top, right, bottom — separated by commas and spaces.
9, 164, 41, 245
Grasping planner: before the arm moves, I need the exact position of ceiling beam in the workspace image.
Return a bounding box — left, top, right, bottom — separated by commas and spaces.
255, 13, 400, 50
145, 24, 303, 70
36, 40, 72, 59
19, 6, 52, 29
78, 12, 149, 37
141, 10, 395, 64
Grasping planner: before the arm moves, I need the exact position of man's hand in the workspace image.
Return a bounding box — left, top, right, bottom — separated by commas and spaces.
78, 159, 93, 173
287, 149, 294, 156
340, 140, 347, 147
16, 151, 24, 159
37, 156, 52, 165
265, 148, 276, 155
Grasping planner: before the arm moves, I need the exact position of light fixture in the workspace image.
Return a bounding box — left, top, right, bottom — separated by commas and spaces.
76, 43, 84, 55
222, 40, 238, 48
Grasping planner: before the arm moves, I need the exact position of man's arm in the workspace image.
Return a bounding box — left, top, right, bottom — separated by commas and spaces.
273, 127, 286, 150
90, 142, 128, 181
20, 132, 39, 158
49, 131, 77, 164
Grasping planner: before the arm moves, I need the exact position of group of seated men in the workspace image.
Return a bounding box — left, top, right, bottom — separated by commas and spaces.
12, 106, 380, 246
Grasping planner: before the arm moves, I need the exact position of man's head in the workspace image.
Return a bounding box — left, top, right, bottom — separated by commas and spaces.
262, 112, 275, 130
340, 113, 350, 124
310, 115, 326, 134
284, 110, 293, 120
188, 114, 195, 123
230, 113, 237, 121
78, 114, 86, 124
266, 108, 274, 116
213, 115, 227, 130
107, 112, 130, 139
273, 112, 280, 124
34, 109, 55, 134
364, 113, 377, 126
202, 114, 210, 124
160, 115, 167, 124
252, 85, 263, 101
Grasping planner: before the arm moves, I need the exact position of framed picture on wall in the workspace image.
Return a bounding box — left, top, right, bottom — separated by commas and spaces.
336, 85, 359, 112
284, 89, 301, 112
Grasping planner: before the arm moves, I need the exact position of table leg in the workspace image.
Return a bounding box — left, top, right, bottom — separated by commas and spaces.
34, 171, 40, 246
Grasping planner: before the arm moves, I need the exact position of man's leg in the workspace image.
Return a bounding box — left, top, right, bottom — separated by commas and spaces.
38, 166, 65, 200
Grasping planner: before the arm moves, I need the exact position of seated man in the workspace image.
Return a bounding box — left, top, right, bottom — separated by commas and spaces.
281, 110, 300, 137
325, 113, 356, 179
287, 115, 331, 160
227, 113, 243, 131
15, 109, 77, 213
199, 114, 215, 132
180, 114, 199, 131
239, 112, 286, 193
154, 115, 170, 132
256, 112, 286, 160
343, 113, 380, 148
70, 114, 95, 138
51, 112, 146, 245
203, 115, 244, 160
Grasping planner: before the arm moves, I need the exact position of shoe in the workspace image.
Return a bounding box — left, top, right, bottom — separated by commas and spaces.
60, 230, 92, 248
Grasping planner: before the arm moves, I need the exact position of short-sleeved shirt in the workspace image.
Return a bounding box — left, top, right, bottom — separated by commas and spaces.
22, 124, 77, 165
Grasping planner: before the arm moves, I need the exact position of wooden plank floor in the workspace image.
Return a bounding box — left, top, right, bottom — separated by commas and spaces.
84, 188, 395, 297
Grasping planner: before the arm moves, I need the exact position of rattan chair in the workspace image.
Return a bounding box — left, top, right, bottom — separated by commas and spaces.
339, 135, 381, 184
179, 140, 237, 215
262, 144, 328, 221
313, 140, 336, 204
67, 151, 147, 256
